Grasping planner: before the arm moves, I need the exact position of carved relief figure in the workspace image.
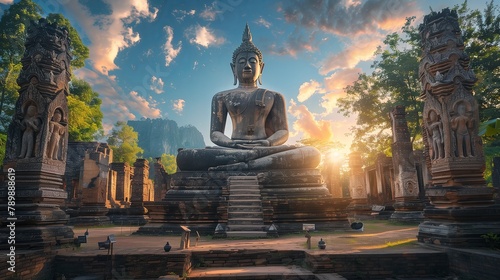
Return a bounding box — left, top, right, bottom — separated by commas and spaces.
18, 104, 40, 158
451, 102, 473, 157
426, 109, 444, 160
47, 109, 65, 160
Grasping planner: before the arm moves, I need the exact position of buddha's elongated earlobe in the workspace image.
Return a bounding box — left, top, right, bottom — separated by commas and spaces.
230, 62, 237, 85
258, 74, 262, 85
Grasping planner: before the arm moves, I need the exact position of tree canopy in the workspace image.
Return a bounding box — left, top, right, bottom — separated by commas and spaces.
68, 79, 103, 141
0, 0, 42, 131
107, 122, 143, 165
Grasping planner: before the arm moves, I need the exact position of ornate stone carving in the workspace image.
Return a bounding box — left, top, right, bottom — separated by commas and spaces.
417, 9, 500, 247
0, 18, 73, 249
4, 18, 71, 168
419, 8, 485, 186
389, 106, 424, 221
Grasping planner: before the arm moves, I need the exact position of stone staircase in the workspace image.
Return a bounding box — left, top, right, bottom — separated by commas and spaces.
226, 176, 267, 238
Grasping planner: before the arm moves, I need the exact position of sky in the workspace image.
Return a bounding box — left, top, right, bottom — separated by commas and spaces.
0, 0, 492, 157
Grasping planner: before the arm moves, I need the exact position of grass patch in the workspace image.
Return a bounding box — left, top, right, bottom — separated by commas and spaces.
385, 238, 417, 247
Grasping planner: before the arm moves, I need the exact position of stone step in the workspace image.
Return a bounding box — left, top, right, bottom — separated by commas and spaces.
228, 206, 262, 212
227, 224, 266, 231
228, 212, 264, 219
229, 186, 260, 193
228, 218, 264, 225
229, 194, 261, 200
228, 200, 262, 206
228, 176, 259, 181
187, 265, 319, 280
225, 231, 268, 238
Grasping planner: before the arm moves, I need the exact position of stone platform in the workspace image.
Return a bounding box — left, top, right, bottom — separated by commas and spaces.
137, 169, 350, 236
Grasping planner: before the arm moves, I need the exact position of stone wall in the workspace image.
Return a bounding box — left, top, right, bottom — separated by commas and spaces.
192, 250, 305, 268
447, 248, 500, 280
54, 252, 191, 279
306, 251, 449, 278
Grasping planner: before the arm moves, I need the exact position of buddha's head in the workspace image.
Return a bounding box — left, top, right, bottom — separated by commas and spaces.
231, 24, 265, 86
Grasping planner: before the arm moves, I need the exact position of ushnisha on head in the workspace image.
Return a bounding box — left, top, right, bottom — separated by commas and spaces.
231, 24, 265, 86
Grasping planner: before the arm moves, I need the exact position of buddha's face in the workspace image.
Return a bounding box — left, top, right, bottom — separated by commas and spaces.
232, 51, 263, 86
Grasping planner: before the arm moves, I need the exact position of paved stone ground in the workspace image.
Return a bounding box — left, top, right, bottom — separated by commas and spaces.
71, 220, 427, 255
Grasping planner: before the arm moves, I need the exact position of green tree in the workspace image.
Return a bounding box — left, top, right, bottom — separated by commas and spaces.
146, 153, 177, 176
337, 1, 500, 170
0, 0, 42, 131
67, 79, 103, 141
107, 122, 143, 165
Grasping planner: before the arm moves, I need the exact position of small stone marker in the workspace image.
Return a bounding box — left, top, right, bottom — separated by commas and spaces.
180, 226, 191, 249
305, 231, 311, 249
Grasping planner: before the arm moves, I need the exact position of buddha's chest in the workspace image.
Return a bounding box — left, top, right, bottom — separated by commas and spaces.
224, 90, 273, 117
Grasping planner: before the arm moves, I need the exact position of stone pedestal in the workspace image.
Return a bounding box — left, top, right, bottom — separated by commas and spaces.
417, 9, 500, 246
125, 159, 151, 225
0, 19, 75, 249
137, 169, 350, 235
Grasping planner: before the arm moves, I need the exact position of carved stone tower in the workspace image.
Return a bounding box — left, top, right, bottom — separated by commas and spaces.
389, 105, 424, 222
417, 9, 500, 246
0, 19, 74, 248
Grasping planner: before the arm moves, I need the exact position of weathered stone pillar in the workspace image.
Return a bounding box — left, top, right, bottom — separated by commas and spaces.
417, 8, 500, 246
126, 159, 150, 225
389, 106, 424, 222
0, 19, 74, 249
347, 152, 371, 216
323, 155, 343, 198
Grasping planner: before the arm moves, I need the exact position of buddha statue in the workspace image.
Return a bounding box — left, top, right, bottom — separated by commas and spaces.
176, 24, 321, 171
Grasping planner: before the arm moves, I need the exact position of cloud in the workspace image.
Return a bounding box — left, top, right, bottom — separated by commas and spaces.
324, 67, 361, 92
321, 68, 361, 113
62, 0, 158, 75
163, 25, 182, 67
193, 61, 199, 70
282, 0, 419, 36
150, 76, 164, 94
288, 99, 333, 141
74, 68, 162, 135
129, 91, 162, 118
319, 36, 380, 75
267, 30, 317, 57
186, 25, 225, 48
255, 16, 272, 28
297, 79, 325, 102
0, 0, 13, 4
172, 99, 185, 114
172, 9, 196, 22
200, 4, 217, 21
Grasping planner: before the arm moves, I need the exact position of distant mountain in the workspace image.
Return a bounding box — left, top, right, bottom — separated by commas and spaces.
128, 118, 205, 157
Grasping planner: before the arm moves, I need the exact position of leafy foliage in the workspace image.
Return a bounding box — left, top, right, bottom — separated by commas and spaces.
0, 0, 42, 132
107, 122, 143, 165
67, 79, 103, 141
146, 153, 177, 175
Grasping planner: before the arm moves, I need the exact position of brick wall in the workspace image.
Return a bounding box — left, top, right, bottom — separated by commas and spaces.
447, 248, 500, 280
